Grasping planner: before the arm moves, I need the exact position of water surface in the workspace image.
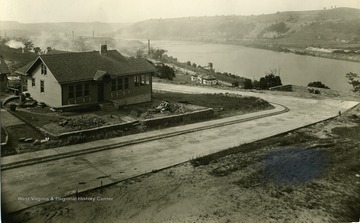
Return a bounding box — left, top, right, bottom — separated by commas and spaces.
149, 40, 360, 91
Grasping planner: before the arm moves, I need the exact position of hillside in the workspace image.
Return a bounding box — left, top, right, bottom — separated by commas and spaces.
116, 7, 360, 49
0, 21, 129, 37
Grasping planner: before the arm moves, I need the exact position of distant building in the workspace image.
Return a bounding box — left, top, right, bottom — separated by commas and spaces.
201, 75, 218, 85
16, 45, 156, 109
0, 57, 10, 92
190, 73, 217, 85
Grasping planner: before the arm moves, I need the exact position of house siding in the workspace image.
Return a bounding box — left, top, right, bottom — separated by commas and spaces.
27, 63, 62, 107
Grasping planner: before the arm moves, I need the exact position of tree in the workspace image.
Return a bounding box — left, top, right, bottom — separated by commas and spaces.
155, 65, 175, 80
346, 72, 360, 92
259, 77, 268, 89
307, 81, 330, 89
192, 63, 197, 68
243, 78, 253, 89
255, 70, 282, 90
186, 61, 192, 66
23, 40, 34, 50
151, 49, 166, 60
232, 81, 239, 87
136, 49, 144, 58
253, 80, 260, 89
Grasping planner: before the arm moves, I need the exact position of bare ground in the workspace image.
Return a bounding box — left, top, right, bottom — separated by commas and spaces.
6, 104, 360, 223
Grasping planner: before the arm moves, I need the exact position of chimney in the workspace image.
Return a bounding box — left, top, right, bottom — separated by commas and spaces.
100, 45, 107, 55
148, 39, 151, 55
208, 62, 213, 71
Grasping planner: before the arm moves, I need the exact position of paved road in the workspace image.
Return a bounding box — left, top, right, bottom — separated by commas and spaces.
2, 83, 358, 213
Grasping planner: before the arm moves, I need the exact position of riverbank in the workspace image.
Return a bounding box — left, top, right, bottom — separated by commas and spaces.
242, 41, 360, 64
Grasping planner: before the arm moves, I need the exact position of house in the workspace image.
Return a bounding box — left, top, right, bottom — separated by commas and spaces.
190, 73, 217, 85
190, 74, 198, 82
16, 45, 156, 109
0, 57, 10, 93
201, 75, 218, 85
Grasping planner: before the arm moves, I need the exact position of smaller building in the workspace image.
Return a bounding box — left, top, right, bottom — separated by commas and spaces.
0, 58, 10, 93
190, 73, 217, 85
201, 75, 218, 85
190, 74, 198, 82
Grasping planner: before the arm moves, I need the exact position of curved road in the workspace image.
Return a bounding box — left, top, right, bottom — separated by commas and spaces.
2, 83, 358, 213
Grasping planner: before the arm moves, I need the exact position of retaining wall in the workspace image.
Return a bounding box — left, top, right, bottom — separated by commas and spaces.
8, 108, 215, 140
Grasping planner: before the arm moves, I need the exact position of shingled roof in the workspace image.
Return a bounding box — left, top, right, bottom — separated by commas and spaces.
17, 50, 156, 84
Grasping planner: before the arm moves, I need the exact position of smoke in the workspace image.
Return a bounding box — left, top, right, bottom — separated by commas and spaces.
30, 32, 75, 52
28, 32, 146, 54
5, 40, 25, 49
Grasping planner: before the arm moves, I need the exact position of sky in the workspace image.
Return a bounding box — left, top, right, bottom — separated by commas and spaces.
1, 0, 360, 23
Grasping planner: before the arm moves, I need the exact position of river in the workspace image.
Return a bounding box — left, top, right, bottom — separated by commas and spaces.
146, 40, 360, 92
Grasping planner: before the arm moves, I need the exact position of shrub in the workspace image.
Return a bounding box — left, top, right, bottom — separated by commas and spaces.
243, 78, 253, 89
155, 64, 176, 80
307, 81, 330, 89
308, 88, 320, 94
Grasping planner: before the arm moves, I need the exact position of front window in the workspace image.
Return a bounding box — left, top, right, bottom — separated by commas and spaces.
32, 78, 35, 87
141, 75, 146, 85
84, 83, 89, 96
40, 80, 44, 93
117, 78, 123, 90
76, 84, 82, 97
69, 85, 74, 99
124, 77, 129, 89
41, 64, 47, 75
134, 76, 139, 87
111, 80, 116, 91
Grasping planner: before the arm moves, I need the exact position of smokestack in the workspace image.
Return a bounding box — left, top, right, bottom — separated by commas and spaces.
208, 62, 213, 71
148, 39, 151, 55
100, 45, 107, 55
93, 30, 94, 38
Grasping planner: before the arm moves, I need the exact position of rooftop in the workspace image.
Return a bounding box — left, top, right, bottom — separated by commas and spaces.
16, 49, 156, 84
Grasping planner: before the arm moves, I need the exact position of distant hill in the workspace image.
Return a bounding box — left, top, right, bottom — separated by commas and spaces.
116, 7, 360, 48
0, 21, 130, 37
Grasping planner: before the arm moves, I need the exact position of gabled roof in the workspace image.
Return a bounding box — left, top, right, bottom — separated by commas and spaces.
17, 50, 156, 84
15, 61, 33, 75
0, 58, 10, 75
201, 75, 217, 80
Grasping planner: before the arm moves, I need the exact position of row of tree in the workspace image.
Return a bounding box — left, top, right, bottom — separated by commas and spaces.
241, 70, 282, 90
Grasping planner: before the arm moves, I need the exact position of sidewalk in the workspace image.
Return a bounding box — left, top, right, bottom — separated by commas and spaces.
1, 104, 286, 169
